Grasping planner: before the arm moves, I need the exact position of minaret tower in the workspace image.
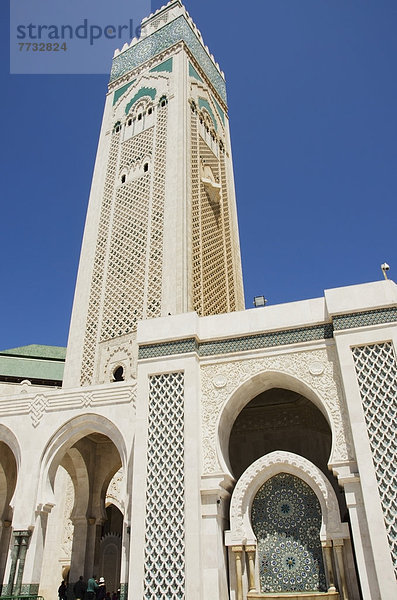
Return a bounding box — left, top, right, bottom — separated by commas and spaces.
63, 0, 244, 388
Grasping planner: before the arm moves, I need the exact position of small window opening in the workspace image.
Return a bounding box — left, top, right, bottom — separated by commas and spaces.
138, 113, 142, 121
148, 107, 153, 115
121, 174, 126, 184
128, 118, 132, 126
159, 96, 167, 108
144, 163, 149, 172
113, 366, 125, 382
114, 122, 121, 133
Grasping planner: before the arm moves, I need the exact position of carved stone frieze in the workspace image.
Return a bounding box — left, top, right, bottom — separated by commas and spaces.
0, 384, 136, 427
200, 348, 353, 474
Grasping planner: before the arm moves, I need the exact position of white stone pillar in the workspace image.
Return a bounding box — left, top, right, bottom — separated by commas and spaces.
343, 480, 379, 599
334, 539, 349, 600
22, 510, 50, 595
69, 516, 89, 583
200, 474, 233, 600
85, 518, 99, 578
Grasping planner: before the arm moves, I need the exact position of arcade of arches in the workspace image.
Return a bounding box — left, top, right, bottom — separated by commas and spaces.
1, 431, 125, 600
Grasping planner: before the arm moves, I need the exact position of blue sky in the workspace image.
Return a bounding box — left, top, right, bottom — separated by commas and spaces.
1, 1, 396, 350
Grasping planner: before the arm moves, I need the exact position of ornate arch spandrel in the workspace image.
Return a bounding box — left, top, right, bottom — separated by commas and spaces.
200, 347, 354, 475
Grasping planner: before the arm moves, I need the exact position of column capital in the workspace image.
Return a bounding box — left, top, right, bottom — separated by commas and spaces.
13, 530, 31, 538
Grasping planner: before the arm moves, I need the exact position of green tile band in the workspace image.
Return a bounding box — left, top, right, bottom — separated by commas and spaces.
333, 307, 397, 330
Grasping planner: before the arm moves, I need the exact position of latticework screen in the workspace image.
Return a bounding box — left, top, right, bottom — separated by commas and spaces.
352, 342, 397, 577
190, 110, 237, 316
144, 372, 185, 599
80, 103, 168, 386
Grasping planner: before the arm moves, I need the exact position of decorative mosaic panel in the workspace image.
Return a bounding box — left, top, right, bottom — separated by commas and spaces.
110, 16, 227, 104
352, 342, 397, 577
138, 324, 334, 359
139, 338, 198, 359
333, 307, 397, 330
143, 372, 185, 599
251, 473, 327, 593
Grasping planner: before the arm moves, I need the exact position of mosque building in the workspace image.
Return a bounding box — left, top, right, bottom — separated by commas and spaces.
0, 2, 396, 599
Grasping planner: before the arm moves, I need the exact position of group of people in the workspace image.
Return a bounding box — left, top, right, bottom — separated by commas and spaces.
58, 576, 120, 600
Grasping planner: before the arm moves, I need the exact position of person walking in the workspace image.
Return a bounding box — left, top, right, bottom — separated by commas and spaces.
58, 581, 67, 600
73, 576, 86, 600
96, 577, 106, 600
86, 576, 98, 600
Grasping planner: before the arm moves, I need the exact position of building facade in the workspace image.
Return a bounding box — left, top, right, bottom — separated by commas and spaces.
0, 2, 396, 599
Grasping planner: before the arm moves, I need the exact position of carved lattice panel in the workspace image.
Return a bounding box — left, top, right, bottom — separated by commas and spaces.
352, 342, 397, 577
80, 101, 168, 384
80, 131, 120, 385
190, 106, 239, 316
146, 103, 167, 318
144, 372, 185, 599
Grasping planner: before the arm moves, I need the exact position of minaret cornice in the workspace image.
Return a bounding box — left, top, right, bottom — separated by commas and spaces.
110, 1, 226, 104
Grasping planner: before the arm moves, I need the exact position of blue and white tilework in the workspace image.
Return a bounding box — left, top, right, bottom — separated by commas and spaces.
251, 473, 327, 593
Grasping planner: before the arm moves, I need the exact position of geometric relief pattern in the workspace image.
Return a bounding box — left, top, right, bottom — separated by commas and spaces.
146, 103, 167, 319
352, 342, 397, 578
190, 103, 236, 316
110, 16, 227, 104
101, 127, 154, 340
333, 307, 397, 330
251, 473, 327, 593
80, 99, 168, 385
80, 131, 120, 385
138, 324, 334, 359
144, 373, 185, 599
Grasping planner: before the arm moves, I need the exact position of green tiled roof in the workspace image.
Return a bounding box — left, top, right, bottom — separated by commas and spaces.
0, 344, 66, 360
0, 345, 66, 383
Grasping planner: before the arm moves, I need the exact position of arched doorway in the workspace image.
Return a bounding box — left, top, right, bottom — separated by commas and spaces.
38, 421, 126, 600
0, 441, 17, 591
225, 452, 351, 600
228, 388, 347, 518
98, 504, 123, 595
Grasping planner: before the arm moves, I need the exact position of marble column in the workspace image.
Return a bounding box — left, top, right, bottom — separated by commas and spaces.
245, 545, 257, 593
334, 539, 349, 600
322, 540, 337, 592
232, 546, 243, 600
